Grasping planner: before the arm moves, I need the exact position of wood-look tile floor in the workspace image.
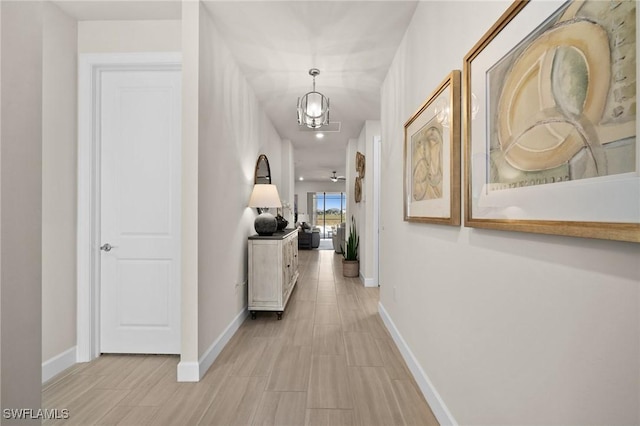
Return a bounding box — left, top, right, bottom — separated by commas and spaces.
43, 249, 438, 426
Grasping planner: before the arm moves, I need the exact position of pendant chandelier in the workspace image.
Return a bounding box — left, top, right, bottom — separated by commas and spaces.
297, 68, 330, 129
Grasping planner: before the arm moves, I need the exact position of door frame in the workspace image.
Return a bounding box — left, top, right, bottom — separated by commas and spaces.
76, 52, 181, 362
373, 136, 381, 287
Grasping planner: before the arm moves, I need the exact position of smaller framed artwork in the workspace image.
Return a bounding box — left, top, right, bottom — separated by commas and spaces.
355, 176, 362, 203
404, 70, 461, 225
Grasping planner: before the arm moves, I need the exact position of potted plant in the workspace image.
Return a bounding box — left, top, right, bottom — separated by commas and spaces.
341, 215, 359, 277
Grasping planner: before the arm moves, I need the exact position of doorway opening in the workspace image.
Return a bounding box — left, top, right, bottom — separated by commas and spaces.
313, 192, 346, 239
77, 52, 182, 362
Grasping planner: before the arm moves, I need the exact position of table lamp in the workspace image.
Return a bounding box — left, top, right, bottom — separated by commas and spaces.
248, 184, 282, 236
298, 213, 309, 228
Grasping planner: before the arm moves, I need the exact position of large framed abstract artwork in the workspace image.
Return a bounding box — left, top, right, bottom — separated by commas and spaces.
404, 70, 461, 225
463, 0, 639, 242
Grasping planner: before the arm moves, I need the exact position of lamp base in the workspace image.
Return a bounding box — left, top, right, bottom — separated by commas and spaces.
255, 212, 277, 236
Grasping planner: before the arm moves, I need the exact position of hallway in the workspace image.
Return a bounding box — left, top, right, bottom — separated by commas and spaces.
43, 249, 437, 425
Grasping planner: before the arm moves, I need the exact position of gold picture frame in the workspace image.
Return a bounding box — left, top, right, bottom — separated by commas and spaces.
403, 70, 461, 225
463, 0, 639, 243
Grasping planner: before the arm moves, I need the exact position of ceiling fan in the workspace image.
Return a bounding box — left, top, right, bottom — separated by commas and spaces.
330, 171, 346, 182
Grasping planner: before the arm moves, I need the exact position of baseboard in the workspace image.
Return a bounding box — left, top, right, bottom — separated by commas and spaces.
176, 361, 199, 382
42, 346, 77, 384
378, 302, 458, 426
360, 274, 376, 287
177, 307, 249, 382
198, 308, 248, 378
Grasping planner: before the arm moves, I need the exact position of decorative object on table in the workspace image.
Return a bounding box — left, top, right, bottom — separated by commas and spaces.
254, 154, 271, 184
463, 0, 638, 242
248, 184, 282, 236
356, 151, 366, 178
281, 200, 291, 211
341, 215, 359, 277
354, 177, 362, 203
404, 70, 461, 226
276, 201, 291, 231
275, 212, 288, 231
297, 68, 330, 129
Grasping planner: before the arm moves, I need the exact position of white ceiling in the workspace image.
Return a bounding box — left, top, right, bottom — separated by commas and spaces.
54, 0, 418, 183
54, 0, 182, 20
203, 1, 418, 182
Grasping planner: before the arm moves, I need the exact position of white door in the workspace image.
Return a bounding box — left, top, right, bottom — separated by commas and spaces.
99, 69, 181, 354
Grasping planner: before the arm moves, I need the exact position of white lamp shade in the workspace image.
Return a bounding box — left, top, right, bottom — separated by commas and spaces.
248, 184, 282, 208
298, 213, 309, 223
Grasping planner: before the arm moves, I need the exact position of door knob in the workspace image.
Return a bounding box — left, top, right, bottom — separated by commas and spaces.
100, 243, 114, 252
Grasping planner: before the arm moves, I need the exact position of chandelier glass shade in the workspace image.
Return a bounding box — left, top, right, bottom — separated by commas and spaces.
297, 68, 330, 129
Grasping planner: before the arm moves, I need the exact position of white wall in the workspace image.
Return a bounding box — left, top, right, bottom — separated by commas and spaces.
39, 14, 182, 376
42, 0, 77, 367
346, 137, 357, 226
1, 0, 3, 407
78, 20, 181, 53
348, 121, 380, 285
180, 0, 199, 375
1, 1, 42, 421
379, 1, 640, 425
194, 4, 285, 372
280, 139, 296, 226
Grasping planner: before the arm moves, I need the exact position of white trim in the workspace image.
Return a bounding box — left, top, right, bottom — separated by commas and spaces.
373, 135, 381, 287
378, 302, 458, 426
77, 52, 182, 362
176, 361, 199, 382
198, 308, 248, 378
77, 52, 99, 362
360, 274, 376, 288
42, 347, 77, 384
177, 308, 249, 382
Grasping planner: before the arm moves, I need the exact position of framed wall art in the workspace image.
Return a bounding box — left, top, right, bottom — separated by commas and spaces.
356, 151, 366, 178
404, 70, 461, 225
463, 0, 639, 243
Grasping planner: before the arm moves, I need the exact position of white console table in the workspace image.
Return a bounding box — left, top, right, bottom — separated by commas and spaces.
248, 228, 299, 320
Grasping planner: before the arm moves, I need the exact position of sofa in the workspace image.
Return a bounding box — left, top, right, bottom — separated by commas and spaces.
332, 222, 346, 253
298, 227, 320, 249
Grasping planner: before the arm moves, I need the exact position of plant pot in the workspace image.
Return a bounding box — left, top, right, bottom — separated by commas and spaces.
342, 259, 359, 278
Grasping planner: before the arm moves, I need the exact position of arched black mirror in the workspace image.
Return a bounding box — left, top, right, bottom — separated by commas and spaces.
254, 154, 271, 184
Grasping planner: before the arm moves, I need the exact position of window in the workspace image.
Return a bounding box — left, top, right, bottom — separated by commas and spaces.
314, 192, 346, 238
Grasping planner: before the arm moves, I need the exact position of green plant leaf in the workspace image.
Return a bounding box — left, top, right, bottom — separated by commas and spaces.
343, 215, 359, 261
